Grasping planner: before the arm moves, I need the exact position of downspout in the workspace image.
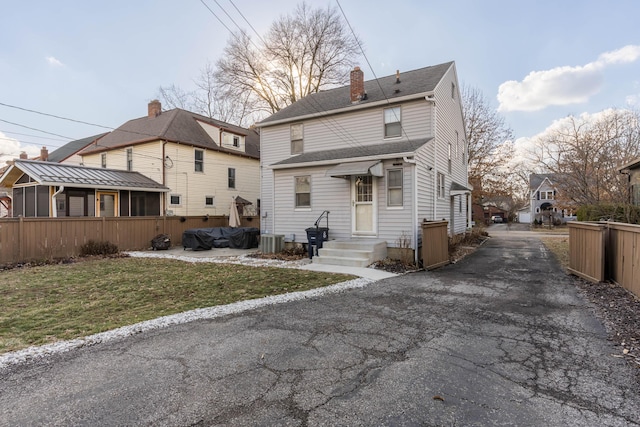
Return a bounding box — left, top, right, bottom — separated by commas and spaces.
162, 140, 167, 215
426, 95, 437, 220
52, 185, 64, 217
403, 156, 419, 265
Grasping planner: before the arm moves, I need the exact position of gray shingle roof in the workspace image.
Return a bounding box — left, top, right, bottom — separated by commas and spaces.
80, 109, 259, 159
272, 138, 432, 167
259, 62, 453, 125
530, 173, 558, 190
47, 133, 108, 163
7, 160, 168, 191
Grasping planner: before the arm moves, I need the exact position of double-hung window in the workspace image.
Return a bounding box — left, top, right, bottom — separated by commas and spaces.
126, 148, 133, 171
101, 153, 106, 168
387, 169, 403, 207
384, 106, 401, 138
195, 149, 204, 172
291, 124, 303, 154
437, 172, 445, 198
228, 168, 236, 189
295, 176, 311, 208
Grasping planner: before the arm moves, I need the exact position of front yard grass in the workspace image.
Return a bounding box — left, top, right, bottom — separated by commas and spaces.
0, 257, 355, 354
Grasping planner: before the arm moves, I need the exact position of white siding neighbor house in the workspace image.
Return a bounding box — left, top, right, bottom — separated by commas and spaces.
258, 62, 471, 265
79, 101, 260, 217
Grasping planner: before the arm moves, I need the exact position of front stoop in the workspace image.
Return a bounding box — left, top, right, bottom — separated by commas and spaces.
314, 239, 387, 267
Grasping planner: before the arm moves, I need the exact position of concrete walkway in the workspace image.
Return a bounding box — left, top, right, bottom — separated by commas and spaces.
0, 231, 638, 426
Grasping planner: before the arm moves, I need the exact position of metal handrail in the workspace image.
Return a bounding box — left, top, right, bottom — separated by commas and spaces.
314, 210, 330, 228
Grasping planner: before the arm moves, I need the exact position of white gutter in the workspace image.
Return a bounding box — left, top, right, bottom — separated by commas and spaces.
271, 151, 421, 170
51, 185, 64, 217
403, 156, 419, 265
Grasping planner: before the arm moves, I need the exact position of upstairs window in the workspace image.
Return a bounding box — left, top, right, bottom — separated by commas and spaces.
451, 82, 456, 99
126, 148, 133, 171
101, 153, 106, 168
291, 123, 303, 154
384, 107, 401, 138
228, 168, 236, 189
233, 135, 240, 147
195, 149, 204, 172
205, 196, 215, 207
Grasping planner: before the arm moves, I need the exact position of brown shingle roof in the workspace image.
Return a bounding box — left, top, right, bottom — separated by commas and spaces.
80, 109, 259, 159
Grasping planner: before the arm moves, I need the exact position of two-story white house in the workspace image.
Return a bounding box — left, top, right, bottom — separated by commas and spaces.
79, 100, 260, 217
257, 62, 471, 266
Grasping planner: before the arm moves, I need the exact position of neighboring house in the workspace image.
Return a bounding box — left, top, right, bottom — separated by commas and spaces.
529, 173, 575, 223
618, 157, 640, 206
48, 133, 109, 165
78, 100, 260, 217
0, 160, 168, 217
258, 62, 471, 263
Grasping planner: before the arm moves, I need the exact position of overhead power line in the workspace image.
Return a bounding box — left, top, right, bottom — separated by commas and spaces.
0, 101, 114, 130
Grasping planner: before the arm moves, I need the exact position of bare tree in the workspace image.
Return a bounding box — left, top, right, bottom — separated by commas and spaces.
462, 85, 515, 204
158, 63, 255, 127
214, 2, 361, 117
530, 109, 640, 206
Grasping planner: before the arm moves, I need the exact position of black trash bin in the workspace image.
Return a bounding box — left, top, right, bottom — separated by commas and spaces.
305, 227, 329, 258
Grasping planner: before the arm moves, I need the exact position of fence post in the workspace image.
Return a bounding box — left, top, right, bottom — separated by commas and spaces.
19, 216, 24, 260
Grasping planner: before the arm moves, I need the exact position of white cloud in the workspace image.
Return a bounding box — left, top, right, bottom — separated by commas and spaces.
0, 132, 39, 165
497, 45, 640, 112
46, 56, 64, 67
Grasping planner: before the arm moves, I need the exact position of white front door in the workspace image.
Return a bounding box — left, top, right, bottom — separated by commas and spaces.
352, 175, 377, 235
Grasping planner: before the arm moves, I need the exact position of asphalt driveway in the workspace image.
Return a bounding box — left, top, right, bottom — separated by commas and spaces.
1, 231, 639, 426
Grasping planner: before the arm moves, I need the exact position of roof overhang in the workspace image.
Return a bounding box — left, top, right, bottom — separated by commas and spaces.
271, 151, 418, 170
450, 182, 473, 196
325, 160, 383, 179
618, 157, 640, 172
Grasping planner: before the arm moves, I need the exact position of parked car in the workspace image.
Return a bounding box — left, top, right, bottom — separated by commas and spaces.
491, 216, 503, 223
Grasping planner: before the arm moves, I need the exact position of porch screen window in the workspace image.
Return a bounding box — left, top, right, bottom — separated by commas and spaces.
295, 176, 311, 208
195, 149, 204, 172
384, 107, 401, 138
387, 169, 403, 207
291, 124, 303, 154
437, 172, 445, 198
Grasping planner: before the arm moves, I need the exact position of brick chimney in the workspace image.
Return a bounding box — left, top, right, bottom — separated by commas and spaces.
19, 152, 28, 159
350, 66, 365, 103
40, 146, 48, 161
148, 99, 162, 118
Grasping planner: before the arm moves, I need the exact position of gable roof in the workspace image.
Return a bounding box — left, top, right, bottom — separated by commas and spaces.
80, 109, 259, 159
272, 138, 432, 168
259, 62, 454, 126
618, 157, 640, 172
47, 133, 108, 163
0, 160, 168, 192
529, 173, 558, 191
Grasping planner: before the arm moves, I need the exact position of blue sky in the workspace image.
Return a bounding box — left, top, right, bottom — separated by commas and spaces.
1, 0, 639, 164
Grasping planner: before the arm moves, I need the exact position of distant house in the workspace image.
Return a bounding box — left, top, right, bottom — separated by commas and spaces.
48, 133, 108, 165
258, 62, 471, 264
78, 100, 260, 217
0, 160, 168, 217
529, 173, 575, 224
618, 157, 640, 206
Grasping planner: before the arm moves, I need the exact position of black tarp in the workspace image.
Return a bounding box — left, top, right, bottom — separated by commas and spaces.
182, 227, 260, 251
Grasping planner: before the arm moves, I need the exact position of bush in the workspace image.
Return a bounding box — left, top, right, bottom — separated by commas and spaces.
80, 240, 119, 256
576, 204, 640, 224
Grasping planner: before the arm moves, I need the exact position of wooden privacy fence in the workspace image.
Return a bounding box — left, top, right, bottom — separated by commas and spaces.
0, 215, 259, 265
421, 220, 449, 270
568, 221, 640, 299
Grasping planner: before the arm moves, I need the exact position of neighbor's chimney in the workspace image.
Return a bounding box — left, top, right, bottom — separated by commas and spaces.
350, 66, 364, 103
396, 69, 401, 84
19, 152, 28, 159
40, 146, 48, 161
148, 99, 162, 118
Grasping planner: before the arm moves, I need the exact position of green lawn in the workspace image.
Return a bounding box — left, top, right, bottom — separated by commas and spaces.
0, 257, 355, 354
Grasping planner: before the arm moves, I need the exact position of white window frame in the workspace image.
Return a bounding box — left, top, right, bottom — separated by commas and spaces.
291, 123, 303, 154
294, 175, 311, 209
384, 106, 401, 138
194, 149, 204, 172
170, 194, 182, 205
228, 168, 236, 189
233, 135, 240, 147
437, 172, 445, 199
101, 153, 106, 168
205, 195, 215, 208
387, 168, 403, 208
126, 148, 133, 171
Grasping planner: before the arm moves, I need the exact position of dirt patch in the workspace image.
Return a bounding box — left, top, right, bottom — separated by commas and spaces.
573, 278, 640, 381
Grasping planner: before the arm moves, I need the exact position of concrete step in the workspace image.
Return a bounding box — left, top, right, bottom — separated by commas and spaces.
312, 255, 372, 268
316, 248, 371, 259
